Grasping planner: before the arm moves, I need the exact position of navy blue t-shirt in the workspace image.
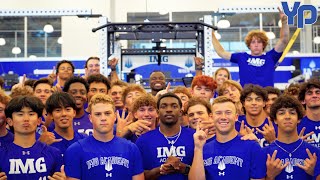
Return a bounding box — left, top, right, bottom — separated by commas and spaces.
297, 116, 320, 148
264, 139, 320, 180
230, 48, 282, 87
0, 141, 63, 180
50, 130, 86, 156
203, 135, 266, 180
0, 130, 14, 148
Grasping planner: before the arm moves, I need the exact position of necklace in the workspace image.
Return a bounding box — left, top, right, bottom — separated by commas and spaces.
159, 126, 182, 147
274, 139, 304, 158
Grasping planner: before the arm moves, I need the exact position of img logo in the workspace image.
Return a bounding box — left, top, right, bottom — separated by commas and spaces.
281, 2, 318, 28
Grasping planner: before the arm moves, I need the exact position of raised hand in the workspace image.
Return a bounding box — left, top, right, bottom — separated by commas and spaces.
48, 165, 66, 180
256, 118, 276, 143
266, 150, 289, 179
108, 57, 119, 70
299, 127, 315, 143
48, 66, 57, 82
155, 82, 171, 99
296, 148, 317, 176
193, 122, 208, 150
38, 125, 62, 145
0, 172, 7, 180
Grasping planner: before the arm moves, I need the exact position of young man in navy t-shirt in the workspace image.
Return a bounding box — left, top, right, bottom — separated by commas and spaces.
211, 8, 289, 87
45, 92, 86, 156
0, 96, 64, 180
136, 93, 195, 180
189, 96, 266, 180
264, 95, 320, 180
64, 93, 144, 180
298, 78, 320, 148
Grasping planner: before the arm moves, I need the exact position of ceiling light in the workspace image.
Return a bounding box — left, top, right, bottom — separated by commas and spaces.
159, 11, 168, 15
0, 38, 6, 46
57, 37, 63, 44
217, 19, 230, 28
313, 36, 320, 44
43, 24, 54, 33
29, 55, 37, 58
12, 47, 21, 54
266, 32, 276, 40
292, 50, 300, 54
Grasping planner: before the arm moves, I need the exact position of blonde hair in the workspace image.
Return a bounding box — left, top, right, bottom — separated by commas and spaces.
218, 80, 242, 96
88, 93, 115, 113
213, 67, 231, 80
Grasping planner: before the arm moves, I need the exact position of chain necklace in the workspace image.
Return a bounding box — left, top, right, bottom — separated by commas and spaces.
274, 139, 303, 158
159, 126, 182, 147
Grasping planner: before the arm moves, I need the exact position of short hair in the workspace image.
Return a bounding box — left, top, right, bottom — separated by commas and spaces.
24, 79, 37, 88
283, 83, 300, 97
191, 75, 217, 92
33, 78, 53, 91
110, 80, 128, 88
149, 71, 165, 78
264, 86, 281, 96
84, 56, 100, 68
157, 92, 182, 109
63, 76, 89, 93
298, 78, 320, 102
121, 84, 146, 103
240, 84, 268, 105
56, 60, 75, 74
185, 97, 212, 115
0, 89, 11, 106
270, 95, 304, 121
245, 30, 269, 50
218, 80, 242, 96
5, 96, 44, 119
172, 86, 192, 99
10, 86, 34, 98
87, 74, 111, 90
212, 96, 236, 109
45, 92, 76, 114
88, 93, 115, 113
213, 67, 231, 80
131, 94, 157, 122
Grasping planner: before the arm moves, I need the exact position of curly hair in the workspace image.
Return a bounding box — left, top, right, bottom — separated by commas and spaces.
10, 86, 34, 98
283, 83, 300, 98
298, 78, 320, 102
270, 95, 304, 121
63, 76, 89, 93
264, 86, 281, 96
56, 60, 75, 74
121, 84, 146, 103
240, 84, 268, 105
245, 30, 269, 51
0, 89, 11, 106
191, 75, 217, 92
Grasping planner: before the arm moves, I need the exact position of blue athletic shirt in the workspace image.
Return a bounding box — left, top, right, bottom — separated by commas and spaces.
0, 141, 63, 180
297, 116, 320, 148
64, 135, 143, 180
136, 126, 195, 180
50, 130, 86, 156
263, 139, 320, 180
203, 135, 266, 180
0, 130, 14, 148
230, 48, 282, 87
73, 111, 93, 136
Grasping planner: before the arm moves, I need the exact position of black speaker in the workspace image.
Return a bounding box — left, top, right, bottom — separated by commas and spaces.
292, 58, 301, 78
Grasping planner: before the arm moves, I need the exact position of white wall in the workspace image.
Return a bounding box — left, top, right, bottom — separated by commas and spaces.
1, 0, 319, 57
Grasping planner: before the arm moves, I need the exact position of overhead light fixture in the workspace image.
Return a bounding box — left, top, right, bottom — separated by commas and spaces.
29, 55, 37, 58
217, 15, 230, 29
0, 38, 6, 46
43, 24, 54, 33
57, 37, 63, 44
12, 47, 21, 54
313, 36, 320, 44
266, 32, 276, 40
292, 50, 300, 54
144, 19, 150, 22
214, 31, 221, 40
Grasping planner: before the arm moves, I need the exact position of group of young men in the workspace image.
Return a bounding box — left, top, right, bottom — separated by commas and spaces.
0, 6, 320, 180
